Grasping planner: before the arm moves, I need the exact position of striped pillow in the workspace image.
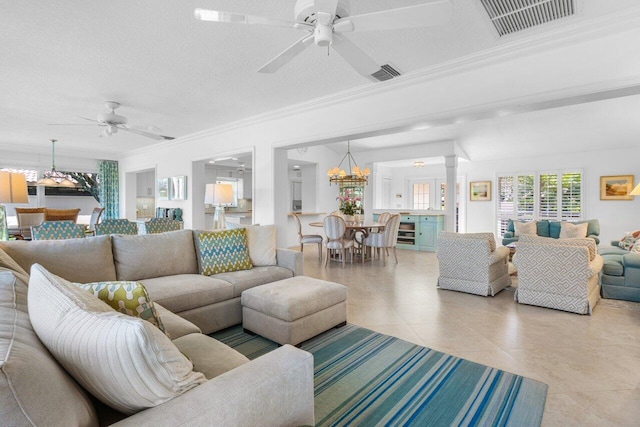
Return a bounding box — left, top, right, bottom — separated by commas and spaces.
28, 264, 206, 414
194, 229, 253, 275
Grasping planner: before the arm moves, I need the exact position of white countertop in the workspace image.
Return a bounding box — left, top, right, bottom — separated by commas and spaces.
372, 209, 445, 216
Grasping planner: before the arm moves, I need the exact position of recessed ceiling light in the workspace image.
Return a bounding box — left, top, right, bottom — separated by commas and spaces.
208, 160, 215, 164
293, 165, 300, 169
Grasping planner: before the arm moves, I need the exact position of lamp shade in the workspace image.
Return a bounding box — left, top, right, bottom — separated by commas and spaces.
205, 183, 234, 205
0, 172, 29, 204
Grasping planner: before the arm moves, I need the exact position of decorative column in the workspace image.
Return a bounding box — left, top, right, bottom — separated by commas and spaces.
444, 155, 457, 232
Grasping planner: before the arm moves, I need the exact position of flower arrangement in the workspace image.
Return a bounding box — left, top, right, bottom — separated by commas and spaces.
337, 196, 362, 216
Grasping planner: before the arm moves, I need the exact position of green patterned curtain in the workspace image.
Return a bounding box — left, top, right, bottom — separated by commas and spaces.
0, 206, 7, 241
98, 160, 119, 219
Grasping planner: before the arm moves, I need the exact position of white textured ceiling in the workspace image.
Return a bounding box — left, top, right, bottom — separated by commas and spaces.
1, 0, 639, 160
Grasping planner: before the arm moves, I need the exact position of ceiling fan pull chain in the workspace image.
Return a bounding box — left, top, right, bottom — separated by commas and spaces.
327, 45, 330, 56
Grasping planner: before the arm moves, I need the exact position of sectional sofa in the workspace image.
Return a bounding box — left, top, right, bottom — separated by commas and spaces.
0, 228, 315, 426
501, 218, 600, 246
598, 240, 640, 303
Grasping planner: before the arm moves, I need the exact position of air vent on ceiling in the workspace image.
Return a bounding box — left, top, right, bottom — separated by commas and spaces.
480, 0, 575, 37
370, 64, 402, 82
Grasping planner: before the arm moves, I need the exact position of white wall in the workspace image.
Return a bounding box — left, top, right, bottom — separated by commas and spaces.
115, 26, 640, 246
460, 146, 640, 245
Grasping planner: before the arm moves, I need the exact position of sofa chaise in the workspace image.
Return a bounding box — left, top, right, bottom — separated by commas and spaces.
0, 228, 315, 426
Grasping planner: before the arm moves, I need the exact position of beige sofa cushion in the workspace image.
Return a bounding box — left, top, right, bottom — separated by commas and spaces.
112, 230, 199, 281
0, 235, 117, 283
28, 264, 207, 415
173, 333, 249, 380
245, 225, 277, 266
213, 266, 294, 297
0, 270, 98, 426
155, 303, 202, 339
140, 274, 234, 313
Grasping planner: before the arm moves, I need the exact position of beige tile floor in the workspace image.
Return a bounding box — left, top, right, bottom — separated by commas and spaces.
300, 247, 640, 426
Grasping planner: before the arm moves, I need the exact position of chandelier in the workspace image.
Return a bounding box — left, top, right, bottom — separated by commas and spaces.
36, 139, 76, 187
327, 141, 370, 186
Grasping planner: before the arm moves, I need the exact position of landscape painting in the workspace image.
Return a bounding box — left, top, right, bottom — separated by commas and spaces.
600, 175, 634, 200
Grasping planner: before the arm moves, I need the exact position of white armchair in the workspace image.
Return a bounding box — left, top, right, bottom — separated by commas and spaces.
513, 235, 602, 314
436, 232, 511, 296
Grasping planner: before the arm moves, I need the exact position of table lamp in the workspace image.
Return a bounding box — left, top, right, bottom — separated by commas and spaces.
205, 183, 233, 230
0, 172, 29, 241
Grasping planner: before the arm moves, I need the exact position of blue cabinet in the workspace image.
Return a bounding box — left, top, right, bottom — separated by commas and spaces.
375, 214, 444, 252
418, 215, 444, 251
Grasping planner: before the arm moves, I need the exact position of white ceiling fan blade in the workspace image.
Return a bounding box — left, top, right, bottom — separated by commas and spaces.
334, 0, 452, 32
331, 34, 381, 78
258, 34, 314, 73
120, 125, 175, 141
194, 8, 309, 30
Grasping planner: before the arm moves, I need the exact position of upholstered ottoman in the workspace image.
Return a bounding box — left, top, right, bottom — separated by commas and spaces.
241, 276, 347, 346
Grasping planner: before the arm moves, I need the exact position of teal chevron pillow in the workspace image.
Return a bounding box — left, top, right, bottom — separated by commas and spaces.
77, 281, 166, 335
194, 229, 253, 275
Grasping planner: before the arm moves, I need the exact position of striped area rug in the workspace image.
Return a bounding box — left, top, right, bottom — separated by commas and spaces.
211, 324, 547, 426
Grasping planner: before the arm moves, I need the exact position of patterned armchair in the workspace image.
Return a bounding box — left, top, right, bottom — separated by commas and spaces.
436, 232, 511, 296
94, 219, 138, 236
513, 235, 603, 314
31, 221, 85, 240
144, 218, 182, 234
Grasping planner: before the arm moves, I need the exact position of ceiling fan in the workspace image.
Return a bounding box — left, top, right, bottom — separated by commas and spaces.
48, 101, 175, 141
194, 0, 452, 81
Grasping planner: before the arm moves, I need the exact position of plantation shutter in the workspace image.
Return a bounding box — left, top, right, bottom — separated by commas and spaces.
539, 173, 558, 219
516, 175, 535, 220
496, 175, 514, 235
561, 171, 582, 219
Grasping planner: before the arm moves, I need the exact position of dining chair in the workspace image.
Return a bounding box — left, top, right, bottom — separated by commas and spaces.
31, 221, 86, 240
363, 214, 401, 266
44, 208, 81, 223
145, 218, 182, 234
293, 213, 323, 261
85, 207, 105, 236
323, 215, 354, 268
94, 219, 138, 236
372, 212, 391, 234
15, 207, 46, 240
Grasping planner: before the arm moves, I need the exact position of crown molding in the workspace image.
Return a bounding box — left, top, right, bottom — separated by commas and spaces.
120, 5, 640, 160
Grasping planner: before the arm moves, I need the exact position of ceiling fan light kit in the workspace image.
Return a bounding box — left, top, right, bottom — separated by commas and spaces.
195, 0, 452, 81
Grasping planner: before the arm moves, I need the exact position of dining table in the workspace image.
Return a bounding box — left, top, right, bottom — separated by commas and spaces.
309, 220, 386, 262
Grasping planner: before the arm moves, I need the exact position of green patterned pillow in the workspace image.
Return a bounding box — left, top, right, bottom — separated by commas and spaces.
194, 228, 253, 275
77, 281, 166, 335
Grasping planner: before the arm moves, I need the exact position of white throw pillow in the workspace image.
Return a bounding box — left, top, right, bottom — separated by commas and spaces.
245, 224, 277, 266
514, 220, 537, 237
27, 264, 206, 414
559, 222, 588, 239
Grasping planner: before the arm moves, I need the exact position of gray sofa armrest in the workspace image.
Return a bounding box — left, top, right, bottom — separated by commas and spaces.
277, 248, 304, 276
113, 345, 314, 427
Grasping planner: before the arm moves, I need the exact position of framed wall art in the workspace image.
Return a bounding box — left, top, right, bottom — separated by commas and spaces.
470, 181, 491, 201
600, 175, 634, 200
170, 176, 187, 200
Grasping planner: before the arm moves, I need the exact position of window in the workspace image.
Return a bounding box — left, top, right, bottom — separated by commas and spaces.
496, 170, 582, 236
412, 183, 430, 210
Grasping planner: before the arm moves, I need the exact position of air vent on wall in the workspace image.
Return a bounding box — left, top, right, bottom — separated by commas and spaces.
370, 64, 402, 82
480, 0, 575, 37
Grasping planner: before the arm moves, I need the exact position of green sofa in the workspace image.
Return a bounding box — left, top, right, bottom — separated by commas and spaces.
598, 241, 640, 303
501, 219, 600, 246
